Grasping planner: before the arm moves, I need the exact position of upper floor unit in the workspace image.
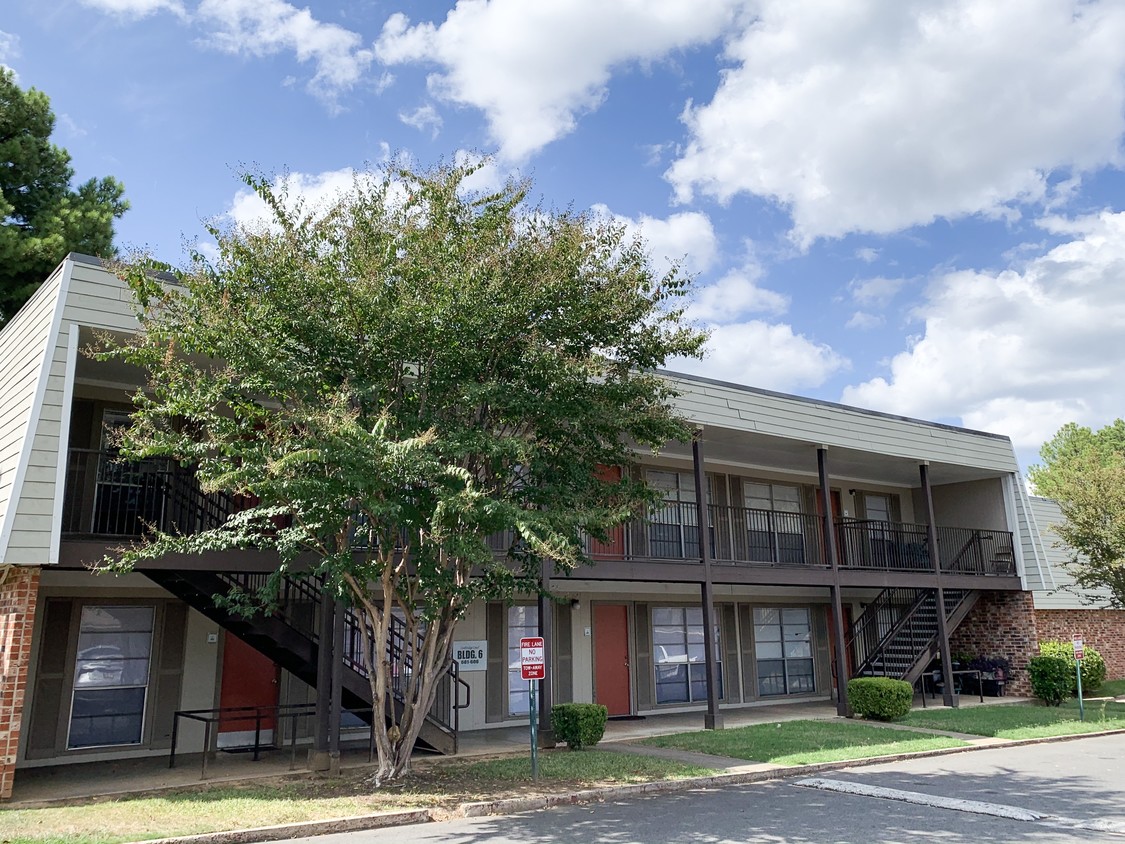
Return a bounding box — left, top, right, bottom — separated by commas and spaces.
0, 255, 1053, 592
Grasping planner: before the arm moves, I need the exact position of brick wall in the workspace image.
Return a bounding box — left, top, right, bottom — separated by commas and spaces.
950, 590, 1039, 696
0, 566, 39, 801
1035, 609, 1125, 680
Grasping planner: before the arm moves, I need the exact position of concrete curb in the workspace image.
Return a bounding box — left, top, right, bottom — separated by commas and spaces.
458, 727, 1125, 819
127, 809, 433, 844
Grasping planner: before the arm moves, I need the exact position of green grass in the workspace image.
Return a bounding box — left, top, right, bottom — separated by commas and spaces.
639, 719, 967, 766
900, 699, 1125, 739
462, 749, 714, 782
0, 751, 712, 844
1098, 678, 1125, 697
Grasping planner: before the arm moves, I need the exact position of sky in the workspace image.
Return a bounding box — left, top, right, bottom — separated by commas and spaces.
4, 0, 1125, 473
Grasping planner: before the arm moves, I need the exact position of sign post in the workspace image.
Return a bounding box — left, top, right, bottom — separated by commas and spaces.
520, 637, 546, 781
1073, 636, 1085, 722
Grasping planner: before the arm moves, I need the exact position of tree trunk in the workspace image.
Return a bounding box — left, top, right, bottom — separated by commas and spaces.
350, 579, 457, 785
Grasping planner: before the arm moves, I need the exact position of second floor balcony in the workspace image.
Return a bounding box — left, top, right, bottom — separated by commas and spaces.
61, 450, 1017, 580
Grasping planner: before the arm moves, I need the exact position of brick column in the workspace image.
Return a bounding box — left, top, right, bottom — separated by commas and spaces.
0, 566, 40, 800
949, 591, 1039, 696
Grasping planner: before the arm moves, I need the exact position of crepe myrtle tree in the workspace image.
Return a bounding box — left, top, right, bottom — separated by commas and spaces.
101, 159, 706, 783
1029, 420, 1125, 608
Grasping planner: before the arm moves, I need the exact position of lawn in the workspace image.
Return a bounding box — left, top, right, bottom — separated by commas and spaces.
1098, 678, 1125, 697
639, 720, 967, 766
900, 699, 1125, 739
0, 751, 713, 844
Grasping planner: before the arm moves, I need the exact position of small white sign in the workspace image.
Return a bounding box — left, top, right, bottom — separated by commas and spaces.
454, 640, 488, 671
1073, 635, 1085, 661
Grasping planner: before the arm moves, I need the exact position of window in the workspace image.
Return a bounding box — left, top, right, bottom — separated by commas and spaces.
651, 607, 722, 704
68, 606, 154, 749
744, 482, 805, 563
647, 471, 698, 559
507, 606, 539, 717
753, 607, 814, 696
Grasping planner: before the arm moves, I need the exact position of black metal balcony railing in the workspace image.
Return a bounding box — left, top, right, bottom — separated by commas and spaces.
61, 450, 1016, 578
62, 449, 235, 538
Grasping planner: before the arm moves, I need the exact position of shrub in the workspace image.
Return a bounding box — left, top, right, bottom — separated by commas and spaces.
1028, 655, 1071, 706
552, 703, 608, 750
1038, 640, 1106, 693
847, 677, 913, 721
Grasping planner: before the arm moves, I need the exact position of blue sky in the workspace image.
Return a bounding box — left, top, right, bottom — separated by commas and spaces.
4, 0, 1125, 472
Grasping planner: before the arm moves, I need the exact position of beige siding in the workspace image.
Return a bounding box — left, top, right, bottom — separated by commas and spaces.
666, 375, 1020, 473
0, 265, 66, 561
1030, 495, 1113, 609
931, 478, 1006, 531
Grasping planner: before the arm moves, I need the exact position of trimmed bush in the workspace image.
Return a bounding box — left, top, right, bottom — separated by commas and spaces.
552, 703, 608, 750
847, 677, 913, 721
1038, 640, 1106, 694
1028, 655, 1071, 706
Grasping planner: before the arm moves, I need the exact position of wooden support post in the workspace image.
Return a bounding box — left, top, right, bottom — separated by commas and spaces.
310, 589, 333, 771
329, 594, 344, 772
537, 558, 556, 747
693, 432, 723, 730
920, 462, 957, 708
818, 447, 850, 717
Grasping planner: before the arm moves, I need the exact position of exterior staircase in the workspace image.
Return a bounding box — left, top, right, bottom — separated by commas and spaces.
143, 569, 466, 755
846, 587, 980, 687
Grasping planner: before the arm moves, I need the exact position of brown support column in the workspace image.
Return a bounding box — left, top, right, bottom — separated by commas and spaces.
920, 462, 957, 708
693, 432, 723, 730
818, 448, 850, 717
328, 595, 344, 773
310, 589, 333, 771
537, 558, 556, 747
0, 565, 39, 801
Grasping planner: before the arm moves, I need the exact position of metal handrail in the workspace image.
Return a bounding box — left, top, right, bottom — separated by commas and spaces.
169, 702, 379, 779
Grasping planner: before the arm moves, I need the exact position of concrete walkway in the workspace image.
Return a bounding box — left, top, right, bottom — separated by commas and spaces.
5, 694, 1029, 806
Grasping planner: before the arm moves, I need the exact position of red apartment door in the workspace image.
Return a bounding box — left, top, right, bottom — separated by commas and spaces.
593, 604, 631, 716
590, 466, 626, 560
218, 634, 280, 746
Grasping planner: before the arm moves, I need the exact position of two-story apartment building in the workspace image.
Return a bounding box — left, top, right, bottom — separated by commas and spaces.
0, 255, 1063, 798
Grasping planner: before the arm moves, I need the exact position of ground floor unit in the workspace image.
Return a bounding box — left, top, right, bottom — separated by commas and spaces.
4, 563, 1123, 800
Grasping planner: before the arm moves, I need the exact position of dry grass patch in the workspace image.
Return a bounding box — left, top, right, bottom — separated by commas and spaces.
0, 750, 713, 844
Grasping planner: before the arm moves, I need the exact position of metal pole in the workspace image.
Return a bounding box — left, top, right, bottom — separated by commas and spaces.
1077, 659, 1085, 721
530, 682, 539, 781
818, 447, 850, 717
692, 432, 723, 730
920, 462, 957, 708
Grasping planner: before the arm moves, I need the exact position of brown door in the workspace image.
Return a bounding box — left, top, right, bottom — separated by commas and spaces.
593, 604, 631, 716
218, 634, 280, 746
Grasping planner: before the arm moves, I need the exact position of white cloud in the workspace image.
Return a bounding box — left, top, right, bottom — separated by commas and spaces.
686, 264, 788, 324
399, 103, 442, 138
849, 276, 905, 307
224, 167, 364, 231
842, 210, 1125, 450
375, 1, 743, 160
591, 204, 719, 278
672, 321, 847, 391
196, 0, 374, 105
855, 247, 880, 264
0, 30, 21, 66
846, 312, 883, 330
79, 0, 186, 17
667, 0, 1125, 245
80, 0, 375, 105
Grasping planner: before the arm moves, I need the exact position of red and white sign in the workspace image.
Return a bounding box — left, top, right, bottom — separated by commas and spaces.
1073, 636, 1085, 661
520, 636, 545, 681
